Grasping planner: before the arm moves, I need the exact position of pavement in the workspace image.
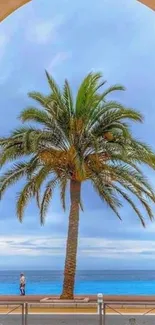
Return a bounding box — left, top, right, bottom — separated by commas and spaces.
0, 315, 154, 325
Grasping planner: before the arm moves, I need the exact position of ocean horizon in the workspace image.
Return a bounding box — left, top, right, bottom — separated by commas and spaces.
0, 270, 155, 295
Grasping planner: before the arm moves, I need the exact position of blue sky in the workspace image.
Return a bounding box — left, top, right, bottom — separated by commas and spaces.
0, 0, 155, 270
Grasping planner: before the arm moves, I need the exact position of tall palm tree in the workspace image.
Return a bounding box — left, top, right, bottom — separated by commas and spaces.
0, 72, 155, 299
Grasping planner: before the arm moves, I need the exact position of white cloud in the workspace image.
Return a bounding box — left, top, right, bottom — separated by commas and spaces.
27, 16, 64, 44
0, 32, 8, 62
45, 212, 64, 225
0, 68, 12, 85
0, 33, 7, 47
0, 33, 11, 83
79, 238, 155, 258
47, 52, 71, 72
0, 235, 155, 259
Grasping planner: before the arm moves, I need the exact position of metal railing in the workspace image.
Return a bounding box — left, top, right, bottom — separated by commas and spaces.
0, 295, 155, 324
97, 294, 155, 325
0, 302, 25, 325
0, 300, 98, 325
24, 301, 97, 325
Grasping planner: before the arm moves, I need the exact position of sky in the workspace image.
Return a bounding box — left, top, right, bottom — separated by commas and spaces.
0, 0, 155, 270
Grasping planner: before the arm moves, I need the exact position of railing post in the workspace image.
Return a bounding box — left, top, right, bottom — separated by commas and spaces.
25, 303, 28, 325
103, 302, 105, 325
97, 293, 103, 325
22, 303, 25, 325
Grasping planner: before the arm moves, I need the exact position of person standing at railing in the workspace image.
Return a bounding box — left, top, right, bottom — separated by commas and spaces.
20, 273, 26, 296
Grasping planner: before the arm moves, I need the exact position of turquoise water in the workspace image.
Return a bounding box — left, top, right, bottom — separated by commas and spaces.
0, 270, 155, 295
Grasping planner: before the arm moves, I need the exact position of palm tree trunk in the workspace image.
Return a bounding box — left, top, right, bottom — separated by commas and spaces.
60, 180, 81, 299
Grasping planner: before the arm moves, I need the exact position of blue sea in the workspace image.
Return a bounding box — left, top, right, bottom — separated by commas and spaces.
1, 270, 155, 295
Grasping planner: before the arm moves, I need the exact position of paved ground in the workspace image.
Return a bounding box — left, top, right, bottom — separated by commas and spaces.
0, 315, 155, 325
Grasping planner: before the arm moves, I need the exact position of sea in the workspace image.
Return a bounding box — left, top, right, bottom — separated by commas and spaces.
0, 270, 155, 295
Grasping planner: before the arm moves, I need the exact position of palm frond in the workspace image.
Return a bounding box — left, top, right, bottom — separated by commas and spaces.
117, 181, 154, 220
40, 177, 58, 224
91, 175, 122, 220
16, 179, 35, 222
28, 91, 48, 107
63, 79, 74, 116
113, 185, 146, 227
19, 107, 51, 127
0, 146, 24, 166
79, 198, 84, 211
75, 72, 103, 118
0, 162, 28, 199
100, 84, 126, 99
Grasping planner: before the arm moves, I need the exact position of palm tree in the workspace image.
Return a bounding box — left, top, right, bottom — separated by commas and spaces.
0, 72, 155, 299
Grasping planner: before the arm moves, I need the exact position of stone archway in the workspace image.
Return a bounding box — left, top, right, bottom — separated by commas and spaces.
0, 0, 154, 23
0, 0, 31, 22
138, 0, 155, 10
